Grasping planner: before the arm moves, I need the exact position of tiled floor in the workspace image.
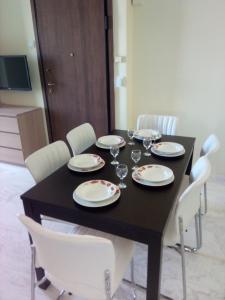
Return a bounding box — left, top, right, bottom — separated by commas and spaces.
0, 162, 224, 300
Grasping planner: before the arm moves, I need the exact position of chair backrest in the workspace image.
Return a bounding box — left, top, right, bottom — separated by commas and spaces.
18, 215, 115, 300
25, 141, 71, 183
176, 157, 211, 230
200, 134, 220, 159
136, 114, 178, 135
66, 123, 96, 155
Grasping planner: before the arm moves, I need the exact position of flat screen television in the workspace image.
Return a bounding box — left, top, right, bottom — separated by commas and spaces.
0, 55, 32, 91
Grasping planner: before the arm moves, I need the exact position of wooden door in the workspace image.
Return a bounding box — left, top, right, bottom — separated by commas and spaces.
31, 0, 114, 140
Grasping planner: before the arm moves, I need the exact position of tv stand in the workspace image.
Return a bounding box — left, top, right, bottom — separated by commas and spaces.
0, 104, 47, 165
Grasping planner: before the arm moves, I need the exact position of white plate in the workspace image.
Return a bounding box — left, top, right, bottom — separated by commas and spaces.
73, 189, 121, 208
68, 154, 102, 169
134, 129, 161, 141
96, 140, 126, 149
152, 142, 184, 154
68, 160, 105, 172
151, 147, 185, 157
75, 180, 118, 202
132, 171, 175, 187
134, 165, 173, 183
98, 135, 124, 147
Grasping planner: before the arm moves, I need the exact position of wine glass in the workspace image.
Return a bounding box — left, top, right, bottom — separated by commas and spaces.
131, 149, 141, 170
127, 129, 135, 145
110, 145, 119, 165
152, 132, 158, 144
143, 137, 152, 156
116, 164, 128, 189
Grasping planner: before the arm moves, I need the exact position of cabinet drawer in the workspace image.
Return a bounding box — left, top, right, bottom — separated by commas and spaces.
0, 147, 24, 165
0, 132, 22, 149
0, 116, 19, 133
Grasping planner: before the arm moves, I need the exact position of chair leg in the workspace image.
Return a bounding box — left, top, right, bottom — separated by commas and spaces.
204, 182, 208, 214
130, 258, 137, 299
175, 207, 202, 254
179, 217, 187, 300
30, 247, 66, 300
56, 290, 65, 300
198, 208, 202, 248
104, 269, 112, 300
177, 213, 200, 253
123, 259, 174, 300
195, 213, 200, 250
31, 246, 36, 300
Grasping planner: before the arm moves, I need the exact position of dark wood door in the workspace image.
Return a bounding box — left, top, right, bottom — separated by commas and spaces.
32, 0, 113, 140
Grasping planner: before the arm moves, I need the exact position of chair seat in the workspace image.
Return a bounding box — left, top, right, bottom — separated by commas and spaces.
41, 215, 76, 227
163, 221, 179, 246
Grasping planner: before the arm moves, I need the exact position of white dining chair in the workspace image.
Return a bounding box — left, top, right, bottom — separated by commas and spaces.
129, 157, 211, 300
25, 141, 71, 184
163, 156, 211, 300
25, 141, 71, 225
136, 114, 178, 135
18, 214, 135, 300
66, 123, 96, 155
200, 134, 220, 214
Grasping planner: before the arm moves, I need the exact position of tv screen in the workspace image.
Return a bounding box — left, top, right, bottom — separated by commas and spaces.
0, 55, 32, 91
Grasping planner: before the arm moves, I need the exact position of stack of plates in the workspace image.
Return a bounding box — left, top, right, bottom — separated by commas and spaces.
73, 180, 121, 207
132, 164, 174, 186
96, 135, 126, 149
134, 129, 161, 141
151, 142, 185, 157
68, 154, 105, 172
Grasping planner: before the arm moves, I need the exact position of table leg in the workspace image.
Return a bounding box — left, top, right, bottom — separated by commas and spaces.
22, 199, 51, 290
146, 236, 162, 300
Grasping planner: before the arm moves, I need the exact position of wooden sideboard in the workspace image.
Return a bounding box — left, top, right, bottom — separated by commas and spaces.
0, 104, 47, 165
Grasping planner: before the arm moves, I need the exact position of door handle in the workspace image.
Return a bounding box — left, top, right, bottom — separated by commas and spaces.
45, 68, 55, 94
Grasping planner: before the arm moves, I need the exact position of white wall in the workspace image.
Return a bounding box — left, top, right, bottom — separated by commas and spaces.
1, 0, 224, 175
113, 0, 128, 129
0, 0, 48, 138
113, 0, 134, 130
130, 0, 225, 175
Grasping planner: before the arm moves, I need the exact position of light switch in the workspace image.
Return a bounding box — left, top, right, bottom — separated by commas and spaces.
115, 76, 127, 88
28, 40, 36, 49
115, 56, 127, 64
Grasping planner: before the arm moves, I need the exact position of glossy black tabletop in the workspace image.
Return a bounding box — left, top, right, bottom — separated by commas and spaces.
21, 130, 195, 243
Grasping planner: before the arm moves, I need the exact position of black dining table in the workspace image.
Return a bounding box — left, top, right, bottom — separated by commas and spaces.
21, 130, 195, 300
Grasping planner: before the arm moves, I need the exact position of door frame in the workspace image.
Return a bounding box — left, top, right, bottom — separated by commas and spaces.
30, 0, 115, 142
